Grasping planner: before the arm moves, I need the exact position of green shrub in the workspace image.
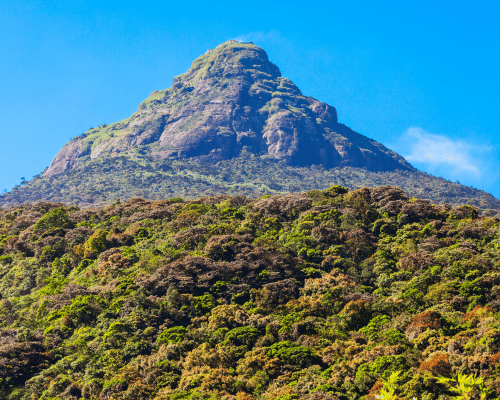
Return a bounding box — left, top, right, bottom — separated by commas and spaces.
33, 207, 74, 233
84, 229, 108, 258
158, 326, 187, 345
267, 341, 319, 368
359, 315, 391, 340
225, 326, 261, 346
186, 294, 219, 317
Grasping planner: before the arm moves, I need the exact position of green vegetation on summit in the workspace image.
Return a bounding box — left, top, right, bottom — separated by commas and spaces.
0, 186, 500, 399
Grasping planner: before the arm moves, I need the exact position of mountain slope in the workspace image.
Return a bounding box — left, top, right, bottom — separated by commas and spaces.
2, 154, 500, 213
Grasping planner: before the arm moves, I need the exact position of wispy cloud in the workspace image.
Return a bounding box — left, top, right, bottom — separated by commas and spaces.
401, 127, 493, 178
235, 30, 287, 45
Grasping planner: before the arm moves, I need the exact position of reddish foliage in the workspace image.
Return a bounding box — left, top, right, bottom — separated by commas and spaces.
203, 234, 252, 262
172, 226, 208, 249
399, 200, 437, 224
128, 207, 171, 222
311, 225, 341, 245
490, 352, 500, 366
13, 210, 42, 230
3, 236, 19, 254
450, 205, 479, 220
97, 248, 129, 277
65, 226, 94, 246
137, 245, 293, 301
107, 231, 134, 247
418, 352, 451, 376
370, 186, 409, 216
0, 330, 51, 388
340, 229, 377, 246
405, 311, 442, 340
31, 201, 66, 214
460, 223, 490, 239
68, 210, 97, 224
254, 193, 312, 219
61, 315, 72, 327
259, 279, 299, 307
366, 381, 384, 400
462, 305, 495, 325
418, 236, 446, 253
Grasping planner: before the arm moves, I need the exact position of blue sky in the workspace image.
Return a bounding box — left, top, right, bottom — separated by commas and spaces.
0, 0, 498, 197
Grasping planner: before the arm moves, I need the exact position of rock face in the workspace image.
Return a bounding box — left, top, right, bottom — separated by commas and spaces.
45, 41, 414, 177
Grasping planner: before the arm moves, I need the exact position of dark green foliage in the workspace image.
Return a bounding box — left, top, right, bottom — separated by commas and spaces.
33, 207, 74, 233
225, 326, 261, 346
157, 326, 187, 345
0, 186, 498, 399
186, 294, 219, 317
267, 341, 319, 368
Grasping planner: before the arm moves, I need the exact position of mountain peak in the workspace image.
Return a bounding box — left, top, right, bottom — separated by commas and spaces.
177, 40, 282, 85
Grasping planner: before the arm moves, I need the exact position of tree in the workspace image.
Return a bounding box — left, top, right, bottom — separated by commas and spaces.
33, 207, 74, 233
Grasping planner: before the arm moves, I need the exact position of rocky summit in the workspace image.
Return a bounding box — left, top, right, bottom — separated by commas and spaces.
46, 40, 412, 176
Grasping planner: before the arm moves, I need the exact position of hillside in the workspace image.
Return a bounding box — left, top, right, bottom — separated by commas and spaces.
1, 153, 499, 212
0, 186, 499, 399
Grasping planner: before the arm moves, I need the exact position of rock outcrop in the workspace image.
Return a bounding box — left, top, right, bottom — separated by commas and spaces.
45, 41, 414, 177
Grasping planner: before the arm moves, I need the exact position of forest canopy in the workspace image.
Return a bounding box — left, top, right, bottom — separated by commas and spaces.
0, 185, 499, 399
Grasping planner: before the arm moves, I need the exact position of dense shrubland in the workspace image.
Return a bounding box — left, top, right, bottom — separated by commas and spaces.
1, 153, 499, 212
0, 185, 499, 399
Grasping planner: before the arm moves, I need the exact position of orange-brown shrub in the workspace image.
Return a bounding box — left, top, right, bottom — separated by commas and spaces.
418, 352, 451, 376
235, 392, 254, 400
61, 315, 72, 327
405, 311, 442, 340
462, 305, 495, 325
72, 244, 85, 258
366, 381, 384, 400
489, 352, 500, 367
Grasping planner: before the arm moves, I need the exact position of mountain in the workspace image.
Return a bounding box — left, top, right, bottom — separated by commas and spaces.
45, 40, 412, 176
1, 40, 499, 211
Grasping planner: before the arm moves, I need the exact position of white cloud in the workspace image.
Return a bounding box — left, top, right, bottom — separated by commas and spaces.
401, 127, 493, 177
235, 30, 286, 45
